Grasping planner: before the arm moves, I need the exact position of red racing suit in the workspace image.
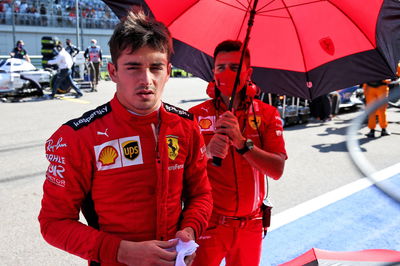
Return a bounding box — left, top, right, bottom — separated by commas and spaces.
38, 95, 213, 265
189, 97, 287, 266
189, 98, 286, 217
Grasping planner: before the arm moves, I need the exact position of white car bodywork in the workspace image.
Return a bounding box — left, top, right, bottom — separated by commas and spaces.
0, 58, 53, 95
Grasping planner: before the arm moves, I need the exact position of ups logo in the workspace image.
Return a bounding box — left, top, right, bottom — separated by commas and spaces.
122, 140, 140, 160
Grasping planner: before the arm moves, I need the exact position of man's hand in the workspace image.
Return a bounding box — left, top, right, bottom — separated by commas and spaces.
176, 227, 195, 241
207, 134, 230, 159
117, 239, 178, 266
176, 227, 196, 266
215, 111, 245, 149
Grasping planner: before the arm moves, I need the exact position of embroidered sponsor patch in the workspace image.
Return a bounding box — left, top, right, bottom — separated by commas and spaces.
98, 146, 118, 166
47, 164, 65, 178
248, 115, 261, 130
46, 173, 66, 187
166, 135, 179, 160
198, 116, 215, 132
164, 103, 193, 120
168, 164, 184, 171
46, 154, 66, 164
46, 137, 67, 152
65, 102, 111, 130
122, 140, 140, 160
46, 164, 66, 187
94, 136, 143, 171
199, 118, 212, 130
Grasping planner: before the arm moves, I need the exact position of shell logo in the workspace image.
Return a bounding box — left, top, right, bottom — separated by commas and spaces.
98, 146, 118, 166
199, 118, 212, 129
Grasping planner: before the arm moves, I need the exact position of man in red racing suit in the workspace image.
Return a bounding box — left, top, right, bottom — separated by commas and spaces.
38, 11, 212, 266
189, 40, 287, 266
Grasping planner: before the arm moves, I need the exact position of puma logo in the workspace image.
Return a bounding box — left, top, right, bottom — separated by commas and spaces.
97, 129, 109, 137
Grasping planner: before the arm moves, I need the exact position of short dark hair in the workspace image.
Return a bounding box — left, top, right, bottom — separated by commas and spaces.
213, 40, 251, 67
108, 10, 173, 66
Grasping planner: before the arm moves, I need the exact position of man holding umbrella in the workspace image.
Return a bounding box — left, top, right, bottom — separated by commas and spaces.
189, 40, 287, 266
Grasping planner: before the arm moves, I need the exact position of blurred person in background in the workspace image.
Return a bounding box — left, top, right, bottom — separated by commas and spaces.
47, 42, 83, 99
9, 40, 30, 62
363, 79, 391, 138
84, 38, 103, 86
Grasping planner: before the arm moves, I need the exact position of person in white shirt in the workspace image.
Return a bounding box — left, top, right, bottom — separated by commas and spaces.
48, 42, 83, 99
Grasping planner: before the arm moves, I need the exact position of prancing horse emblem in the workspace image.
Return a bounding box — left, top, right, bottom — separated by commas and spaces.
166, 136, 179, 160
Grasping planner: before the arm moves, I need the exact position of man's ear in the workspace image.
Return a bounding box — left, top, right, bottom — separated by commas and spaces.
247, 67, 253, 80
167, 63, 172, 76
108, 62, 118, 83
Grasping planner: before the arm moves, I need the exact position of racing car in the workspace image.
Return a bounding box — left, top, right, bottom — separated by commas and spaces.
0, 58, 54, 100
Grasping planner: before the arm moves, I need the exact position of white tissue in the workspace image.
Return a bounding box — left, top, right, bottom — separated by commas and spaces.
167, 238, 199, 266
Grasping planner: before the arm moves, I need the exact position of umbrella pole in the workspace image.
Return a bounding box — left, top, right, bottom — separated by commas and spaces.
213, 0, 259, 167
228, 0, 259, 111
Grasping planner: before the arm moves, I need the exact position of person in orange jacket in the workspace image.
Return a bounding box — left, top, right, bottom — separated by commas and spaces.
189, 40, 287, 266
363, 79, 391, 138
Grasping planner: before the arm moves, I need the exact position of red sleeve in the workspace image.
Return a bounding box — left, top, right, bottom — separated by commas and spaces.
262, 106, 288, 159
38, 126, 122, 263
180, 118, 213, 239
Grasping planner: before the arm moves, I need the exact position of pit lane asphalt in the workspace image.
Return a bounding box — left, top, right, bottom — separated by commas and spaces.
1, 78, 400, 265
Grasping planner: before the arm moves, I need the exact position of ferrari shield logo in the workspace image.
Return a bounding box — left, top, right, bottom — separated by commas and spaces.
166, 136, 179, 160
319, 37, 335, 56
249, 116, 261, 130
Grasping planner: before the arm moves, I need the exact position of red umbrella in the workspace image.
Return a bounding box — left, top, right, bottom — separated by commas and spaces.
102, 0, 400, 100
280, 248, 400, 265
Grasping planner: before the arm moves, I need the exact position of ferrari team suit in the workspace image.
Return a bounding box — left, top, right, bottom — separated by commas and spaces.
363, 81, 389, 130
189, 97, 287, 266
38, 95, 213, 265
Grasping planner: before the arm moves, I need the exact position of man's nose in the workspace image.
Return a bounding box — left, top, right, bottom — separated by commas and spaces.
138, 69, 153, 86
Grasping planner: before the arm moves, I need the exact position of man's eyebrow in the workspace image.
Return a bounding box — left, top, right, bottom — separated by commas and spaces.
123, 62, 167, 67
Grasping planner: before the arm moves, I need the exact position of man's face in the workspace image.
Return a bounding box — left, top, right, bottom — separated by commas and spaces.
108, 46, 171, 115
213, 51, 252, 96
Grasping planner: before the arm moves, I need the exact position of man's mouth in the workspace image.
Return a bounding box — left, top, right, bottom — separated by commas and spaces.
137, 89, 155, 95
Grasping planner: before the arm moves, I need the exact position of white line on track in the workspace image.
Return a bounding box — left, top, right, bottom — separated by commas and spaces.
269, 162, 400, 231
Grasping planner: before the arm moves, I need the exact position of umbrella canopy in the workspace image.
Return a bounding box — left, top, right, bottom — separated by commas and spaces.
280, 248, 400, 265
102, 0, 400, 100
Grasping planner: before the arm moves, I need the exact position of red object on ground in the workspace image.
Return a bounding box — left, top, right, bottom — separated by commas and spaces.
280, 248, 400, 265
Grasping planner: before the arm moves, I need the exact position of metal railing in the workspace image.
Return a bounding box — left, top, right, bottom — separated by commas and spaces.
0, 12, 119, 29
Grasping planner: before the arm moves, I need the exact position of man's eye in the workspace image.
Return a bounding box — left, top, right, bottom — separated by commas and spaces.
151, 66, 163, 71
230, 66, 239, 72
